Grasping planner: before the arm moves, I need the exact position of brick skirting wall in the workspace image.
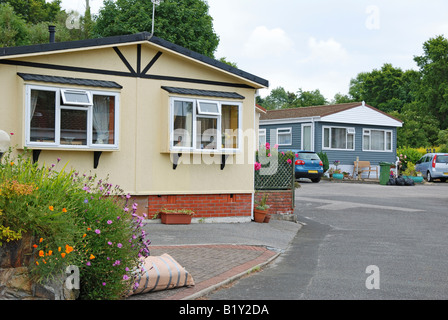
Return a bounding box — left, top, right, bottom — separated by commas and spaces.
254, 190, 294, 215
147, 194, 253, 219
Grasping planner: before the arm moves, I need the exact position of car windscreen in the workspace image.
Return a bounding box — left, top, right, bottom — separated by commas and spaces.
436, 155, 448, 163
297, 153, 320, 160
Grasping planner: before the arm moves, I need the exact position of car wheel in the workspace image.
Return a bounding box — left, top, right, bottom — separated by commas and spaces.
427, 171, 432, 182
311, 177, 321, 183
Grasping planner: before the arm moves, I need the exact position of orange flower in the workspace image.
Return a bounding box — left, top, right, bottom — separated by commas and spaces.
47, 250, 53, 256
39, 238, 43, 243
38, 250, 44, 257
65, 245, 74, 254
62, 208, 67, 213
33, 244, 38, 248
43, 259, 47, 264
49, 206, 54, 211
82, 234, 87, 238
58, 247, 61, 252
87, 227, 91, 231
35, 261, 39, 266
61, 253, 66, 258
89, 254, 95, 260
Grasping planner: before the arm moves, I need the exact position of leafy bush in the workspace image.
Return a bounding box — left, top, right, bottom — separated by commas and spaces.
317, 151, 329, 173
0, 148, 150, 299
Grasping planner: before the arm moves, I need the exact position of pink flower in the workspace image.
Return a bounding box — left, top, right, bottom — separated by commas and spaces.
287, 159, 292, 164
254, 162, 262, 171
117, 243, 122, 248
281, 152, 285, 155
265, 142, 270, 150
95, 229, 101, 234
267, 153, 271, 157
274, 144, 279, 149
123, 275, 129, 280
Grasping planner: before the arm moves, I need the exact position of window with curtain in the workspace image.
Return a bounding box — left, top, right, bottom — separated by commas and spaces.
363, 129, 392, 152
221, 104, 239, 149
30, 89, 56, 143
26, 85, 119, 149
323, 126, 355, 150
170, 98, 241, 152
172, 100, 193, 148
277, 128, 292, 146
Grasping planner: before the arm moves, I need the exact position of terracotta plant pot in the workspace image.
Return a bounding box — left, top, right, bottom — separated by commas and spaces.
160, 212, 192, 225
263, 213, 271, 223
253, 209, 267, 223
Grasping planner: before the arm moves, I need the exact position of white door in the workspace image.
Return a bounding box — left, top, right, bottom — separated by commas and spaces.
302, 124, 313, 151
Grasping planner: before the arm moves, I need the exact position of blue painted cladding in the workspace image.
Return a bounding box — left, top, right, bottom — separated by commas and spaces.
260, 121, 398, 166
261, 123, 302, 150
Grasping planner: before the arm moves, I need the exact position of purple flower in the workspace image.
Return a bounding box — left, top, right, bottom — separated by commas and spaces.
86, 261, 91, 266
107, 220, 112, 225
126, 193, 131, 199
117, 243, 122, 248
95, 229, 101, 234
102, 282, 106, 286
123, 275, 129, 280
107, 241, 112, 246
84, 199, 88, 203
57, 157, 61, 162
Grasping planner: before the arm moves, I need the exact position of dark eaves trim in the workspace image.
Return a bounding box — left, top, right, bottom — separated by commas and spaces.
0, 32, 269, 88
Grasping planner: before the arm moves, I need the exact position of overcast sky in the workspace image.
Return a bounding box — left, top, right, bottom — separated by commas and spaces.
60, 0, 448, 100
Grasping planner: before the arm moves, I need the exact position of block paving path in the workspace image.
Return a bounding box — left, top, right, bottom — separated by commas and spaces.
127, 244, 278, 300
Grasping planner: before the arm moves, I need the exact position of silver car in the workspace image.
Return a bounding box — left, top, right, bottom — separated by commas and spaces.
415, 153, 448, 182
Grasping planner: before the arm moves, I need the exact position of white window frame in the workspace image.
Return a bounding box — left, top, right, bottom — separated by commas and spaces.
25, 84, 119, 150
169, 97, 242, 152
61, 88, 92, 106
363, 129, 393, 152
322, 125, 355, 151
258, 129, 266, 147
197, 100, 220, 116
301, 123, 313, 151
276, 127, 292, 146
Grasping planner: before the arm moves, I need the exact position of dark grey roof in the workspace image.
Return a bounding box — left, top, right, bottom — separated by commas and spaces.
161, 86, 245, 99
1, 32, 268, 88
17, 73, 122, 89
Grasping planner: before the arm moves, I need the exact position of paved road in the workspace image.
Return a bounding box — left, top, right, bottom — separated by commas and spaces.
206, 180, 448, 300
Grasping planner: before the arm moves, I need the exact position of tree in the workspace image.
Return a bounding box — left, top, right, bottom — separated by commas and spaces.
348, 63, 414, 113
0, 0, 62, 24
295, 88, 327, 107
0, 3, 28, 47
93, 0, 220, 58
259, 87, 293, 110
332, 92, 355, 104
414, 35, 448, 130
391, 102, 439, 148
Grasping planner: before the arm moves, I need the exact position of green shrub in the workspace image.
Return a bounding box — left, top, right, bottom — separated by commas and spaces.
0, 148, 150, 299
317, 151, 329, 173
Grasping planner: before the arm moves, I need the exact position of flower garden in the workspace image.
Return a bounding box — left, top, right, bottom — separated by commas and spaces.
0, 147, 151, 300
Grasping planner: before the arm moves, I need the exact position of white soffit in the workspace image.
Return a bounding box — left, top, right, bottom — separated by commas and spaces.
320, 105, 403, 127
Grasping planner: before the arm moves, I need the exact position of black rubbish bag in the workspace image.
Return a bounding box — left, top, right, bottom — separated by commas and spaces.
387, 177, 396, 185
395, 176, 406, 186
404, 178, 415, 186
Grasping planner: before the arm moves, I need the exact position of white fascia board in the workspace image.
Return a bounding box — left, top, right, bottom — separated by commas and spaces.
320, 106, 403, 127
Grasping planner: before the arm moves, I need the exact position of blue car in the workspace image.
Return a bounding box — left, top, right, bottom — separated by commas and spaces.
284, 150, 324, 183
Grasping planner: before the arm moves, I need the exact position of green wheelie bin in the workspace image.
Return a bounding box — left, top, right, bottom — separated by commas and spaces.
379, 162, 393, 185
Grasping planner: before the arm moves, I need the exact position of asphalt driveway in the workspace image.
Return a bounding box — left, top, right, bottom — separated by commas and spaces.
207, 180, 448, 300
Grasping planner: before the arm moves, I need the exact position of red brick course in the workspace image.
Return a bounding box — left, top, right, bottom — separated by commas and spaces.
254, 190, 294, 215
147, 193, 253, 219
